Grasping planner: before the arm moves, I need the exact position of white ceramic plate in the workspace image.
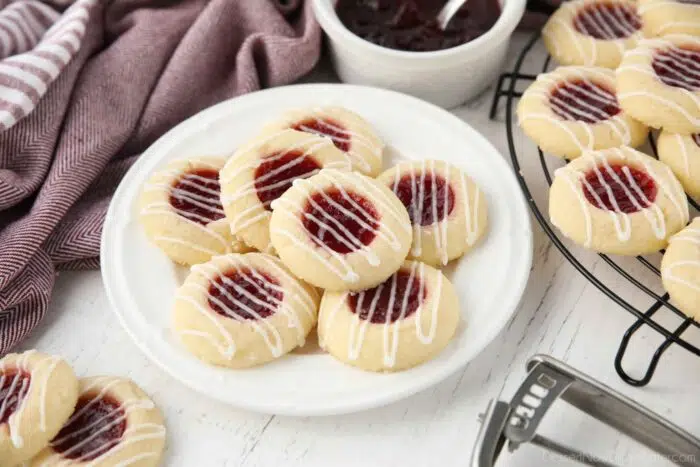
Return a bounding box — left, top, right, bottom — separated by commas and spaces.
101, 84, 532, 416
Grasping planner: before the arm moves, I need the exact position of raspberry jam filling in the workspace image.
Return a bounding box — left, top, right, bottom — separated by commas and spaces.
292, 118, 351, 152
335, 0, 501, 52
0, 369, 30, 425
549, 80, 621, 123
582, 164, 657, 213
652, 46, 700, 91
52, 393, 126, 461
347, 269, 426, 323
170, 168, 225, 225
392, 173, 456, 226
254, 151, 321, 210
302, 188, 380, 254
573, 3, 641, 40
208, 268, 282, 320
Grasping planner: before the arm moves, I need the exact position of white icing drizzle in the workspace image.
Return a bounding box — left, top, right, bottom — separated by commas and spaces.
388, 161, 481, 265
220, 130, 350, 235
573, 2, 640, 40
664, 226, 700, 294
617, 37, 700, 127
0, 351, 62, 449
321, 262, 442, 369
520, 68, 632, 151
543, 1, 641, 66
555, 147, 689, 246
176, 255, 317, 360
677, 133, 692, 177
271, 169, 411, 284
141, 159, 230, 254
653, 47, 700, 90
39, 377, 165, 467
294, 107, 383, 173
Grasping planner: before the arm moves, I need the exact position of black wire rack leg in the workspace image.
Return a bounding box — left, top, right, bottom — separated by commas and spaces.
489, 72, 537, 120
615, 297, 694, 387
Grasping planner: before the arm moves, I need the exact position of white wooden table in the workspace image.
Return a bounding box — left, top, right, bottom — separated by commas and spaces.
20, 32, 700, 466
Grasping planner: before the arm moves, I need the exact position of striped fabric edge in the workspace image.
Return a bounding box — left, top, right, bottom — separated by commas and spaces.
0, 0, 96, 132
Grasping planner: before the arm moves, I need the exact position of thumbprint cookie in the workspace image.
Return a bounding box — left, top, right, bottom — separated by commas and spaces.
220, 129, 352, 252
318, 261, 460, 372
543, 0, 643, 69
658, 131, 700, 199
259, 106, 385, 176
518, 66, 648, 159
172, 253, 320, 368
549, 146, 689, 255
139, 157, 251, 266
661, 218, 700, 320
269, 169, 413, 292
617, 34, 700, 134
639, 0, 700, 38
0, 351, 79, 466
31, 376, 166, 467
377, 160, 488, 266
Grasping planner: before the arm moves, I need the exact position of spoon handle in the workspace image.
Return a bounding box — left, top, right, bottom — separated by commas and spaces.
436, 0, 468, 30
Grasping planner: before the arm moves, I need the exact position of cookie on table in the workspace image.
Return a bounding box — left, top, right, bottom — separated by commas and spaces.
518, 66, 648, 159
658, 131, 700, 199
139, 157, 251, 266
549, 146, 689, 255
269, 168, 412, 292
31, 376, 166, 467
661, 218, 700, 320
617, 34, 700, 134
220, 129, 351, 253
639, 0, 700, 38
318, 260, 460, 372
172, 253, 320, 368
260, 106, 385, 176
0, 351, 79, 466
377, 160, 488, 266
543, 0, 643, 69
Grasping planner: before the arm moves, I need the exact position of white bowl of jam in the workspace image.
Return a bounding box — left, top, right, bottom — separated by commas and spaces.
312, 0, 527, 109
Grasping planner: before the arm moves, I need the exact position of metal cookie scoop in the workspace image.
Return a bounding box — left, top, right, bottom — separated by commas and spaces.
472, 355, 700, 466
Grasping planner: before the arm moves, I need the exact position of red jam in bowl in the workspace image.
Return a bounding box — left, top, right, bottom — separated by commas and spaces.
336, 0, 501, 52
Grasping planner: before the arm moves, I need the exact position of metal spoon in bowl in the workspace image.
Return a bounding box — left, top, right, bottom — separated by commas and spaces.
436, 0, 468, 29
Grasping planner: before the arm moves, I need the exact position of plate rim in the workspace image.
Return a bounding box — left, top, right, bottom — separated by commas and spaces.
100, 83, 533, 416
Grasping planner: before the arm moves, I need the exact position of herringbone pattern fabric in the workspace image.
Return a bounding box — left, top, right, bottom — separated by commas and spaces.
0, 0, 320, 354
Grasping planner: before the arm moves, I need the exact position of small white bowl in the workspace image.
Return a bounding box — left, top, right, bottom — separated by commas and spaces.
312, 0, 527, 109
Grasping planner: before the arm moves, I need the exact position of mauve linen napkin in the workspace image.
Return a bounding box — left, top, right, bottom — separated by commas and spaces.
0, 0, 321, 355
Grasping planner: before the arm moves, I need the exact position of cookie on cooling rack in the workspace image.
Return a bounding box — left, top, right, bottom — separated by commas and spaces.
661, 218, 700, 320
517, 66, 648, 159
658, 131, 700, 200
617, 34, 700, 135
259, 106, 385, 176
543, 0, 643, 69
0, 351, 79, 466
173, 253, 320, 368
269, 168, 412, 292
31, 376, 166, 467
318, 260, 460, 372
377, 160, 488, 266
139, 157, 251, 266
638, 0, 700, 38
549, 146, 689, 255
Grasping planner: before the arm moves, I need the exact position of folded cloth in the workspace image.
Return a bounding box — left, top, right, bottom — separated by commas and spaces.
0, 0, 320, 355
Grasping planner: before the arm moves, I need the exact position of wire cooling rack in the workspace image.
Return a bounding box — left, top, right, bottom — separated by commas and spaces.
490, 31, 700, 387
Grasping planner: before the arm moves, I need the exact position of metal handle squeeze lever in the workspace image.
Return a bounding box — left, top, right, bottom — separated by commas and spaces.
471, 355, 700, 467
